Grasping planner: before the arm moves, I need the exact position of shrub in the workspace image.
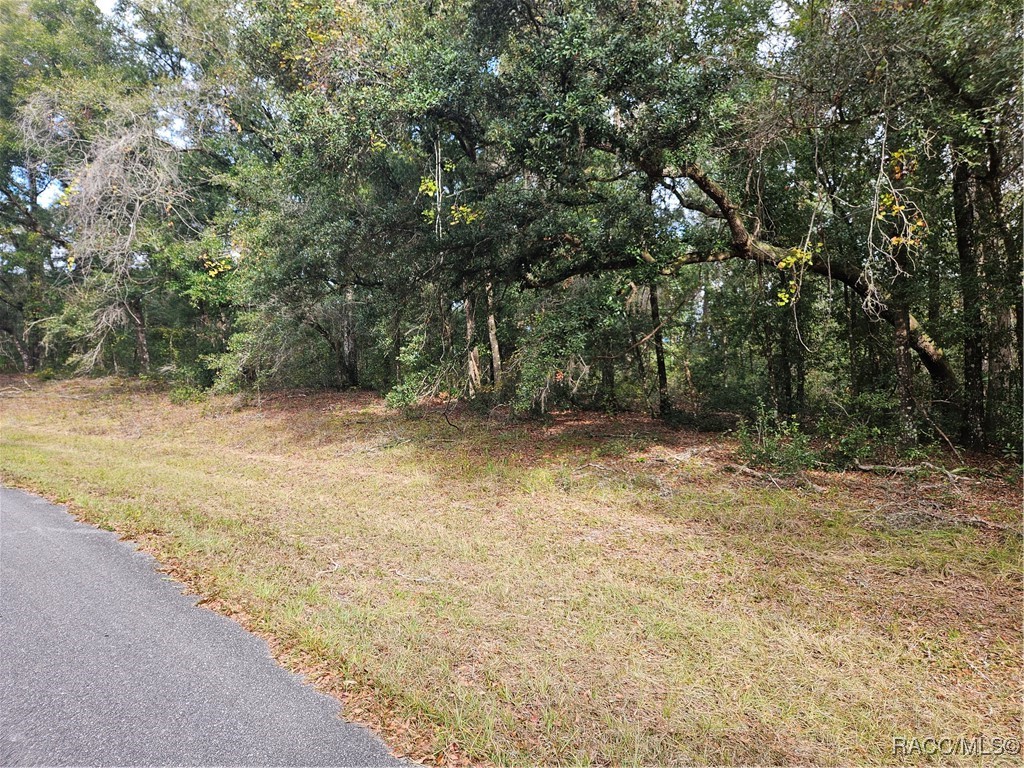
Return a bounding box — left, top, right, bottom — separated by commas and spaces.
384, 379, 422, 409
735, 404, 817, 475
169, 384, 207, 404
823, 422, 881, 468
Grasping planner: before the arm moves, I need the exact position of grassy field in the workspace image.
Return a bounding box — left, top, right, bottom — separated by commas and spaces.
1, 376, 1020, 766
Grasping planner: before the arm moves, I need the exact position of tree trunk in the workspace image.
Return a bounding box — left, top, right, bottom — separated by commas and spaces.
464, 291, 481, 396
775, 325, 793, 414
952, 157, 984, 446
392, 309, 403, 384
986, 308, 1016, 437
843, 283, 858, 396
129, 299, 150, 373
927, 266, 941, 326
892, 306, 917, 447
485, 281, 502, 389
628, 329, 647, 380
763, 323, 778, 410
600, 349, 616, 411
795, 337, 806, 412
439, 288, 452, 357
981, 125, 1023, 374
977, 132, 1021, 441
340, 285, 358, 387
649, 282, 670, 416
1, 328, 32, 372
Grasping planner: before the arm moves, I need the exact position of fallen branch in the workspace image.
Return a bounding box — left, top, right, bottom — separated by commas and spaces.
315, 560, 341, 578
649, 447, 710, 464
723, 463, 827, 492
854, 462, 963, 482
442, 397, 463, 432
724, 462, 767, 478
723, 463, 784, 490
877, 506, 1020, 535
953, 516, 1020, 534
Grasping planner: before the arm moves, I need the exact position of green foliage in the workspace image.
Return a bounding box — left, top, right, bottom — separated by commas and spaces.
168, 384, 207, 405
0, 0, 1019, 457
383, 332, 440, 409
814, 393, 897, 468
383, 381, 420, 410
994, 401, 1023, 463
735, 404, 818, 475
508, 280, 629, 414
210, 311, 335, 392
823, 423, 883, 469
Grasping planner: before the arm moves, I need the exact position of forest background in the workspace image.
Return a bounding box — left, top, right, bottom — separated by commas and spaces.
1, 0, 1021, 459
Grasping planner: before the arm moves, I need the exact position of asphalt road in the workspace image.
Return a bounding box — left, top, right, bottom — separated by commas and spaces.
0, 485, 402, 766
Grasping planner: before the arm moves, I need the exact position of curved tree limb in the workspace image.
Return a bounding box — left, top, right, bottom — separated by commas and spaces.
680, 162, 957, 387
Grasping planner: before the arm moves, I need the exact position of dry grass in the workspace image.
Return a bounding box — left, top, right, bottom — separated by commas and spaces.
1, 376, 1020, 766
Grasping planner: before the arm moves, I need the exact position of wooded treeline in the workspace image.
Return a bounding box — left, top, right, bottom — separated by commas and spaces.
1, 0, 1020, 453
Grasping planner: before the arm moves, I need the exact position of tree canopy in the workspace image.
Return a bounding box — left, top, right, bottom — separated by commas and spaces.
1, 0, 1020, 452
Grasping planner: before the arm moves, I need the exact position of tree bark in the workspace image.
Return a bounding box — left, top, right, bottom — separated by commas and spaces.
987, 308, 1016, 437
892, 306, 917, 447
485, 281, 502, 389
392, 308, 403, 384
628, 329, 647, 381
1, 328, 32, 372
464, 291, 481, 396
795, 334, 806, 411
340, 285, 358, 387
649, 282, 670, 416
439, 288, 452, 357
977, 131, 1021, 439
952, 157, 984, 446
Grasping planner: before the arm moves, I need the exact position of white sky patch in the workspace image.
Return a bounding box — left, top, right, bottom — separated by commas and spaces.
37, 179, 63, 208
157, 114, 190, 148
95, 0, 116, 15
758, 1, 796, 62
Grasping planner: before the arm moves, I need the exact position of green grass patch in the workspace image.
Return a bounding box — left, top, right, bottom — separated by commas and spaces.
1, 378, 1020, 766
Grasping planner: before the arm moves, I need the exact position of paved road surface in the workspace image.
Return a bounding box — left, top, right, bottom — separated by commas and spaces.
0, 485, 401, 766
